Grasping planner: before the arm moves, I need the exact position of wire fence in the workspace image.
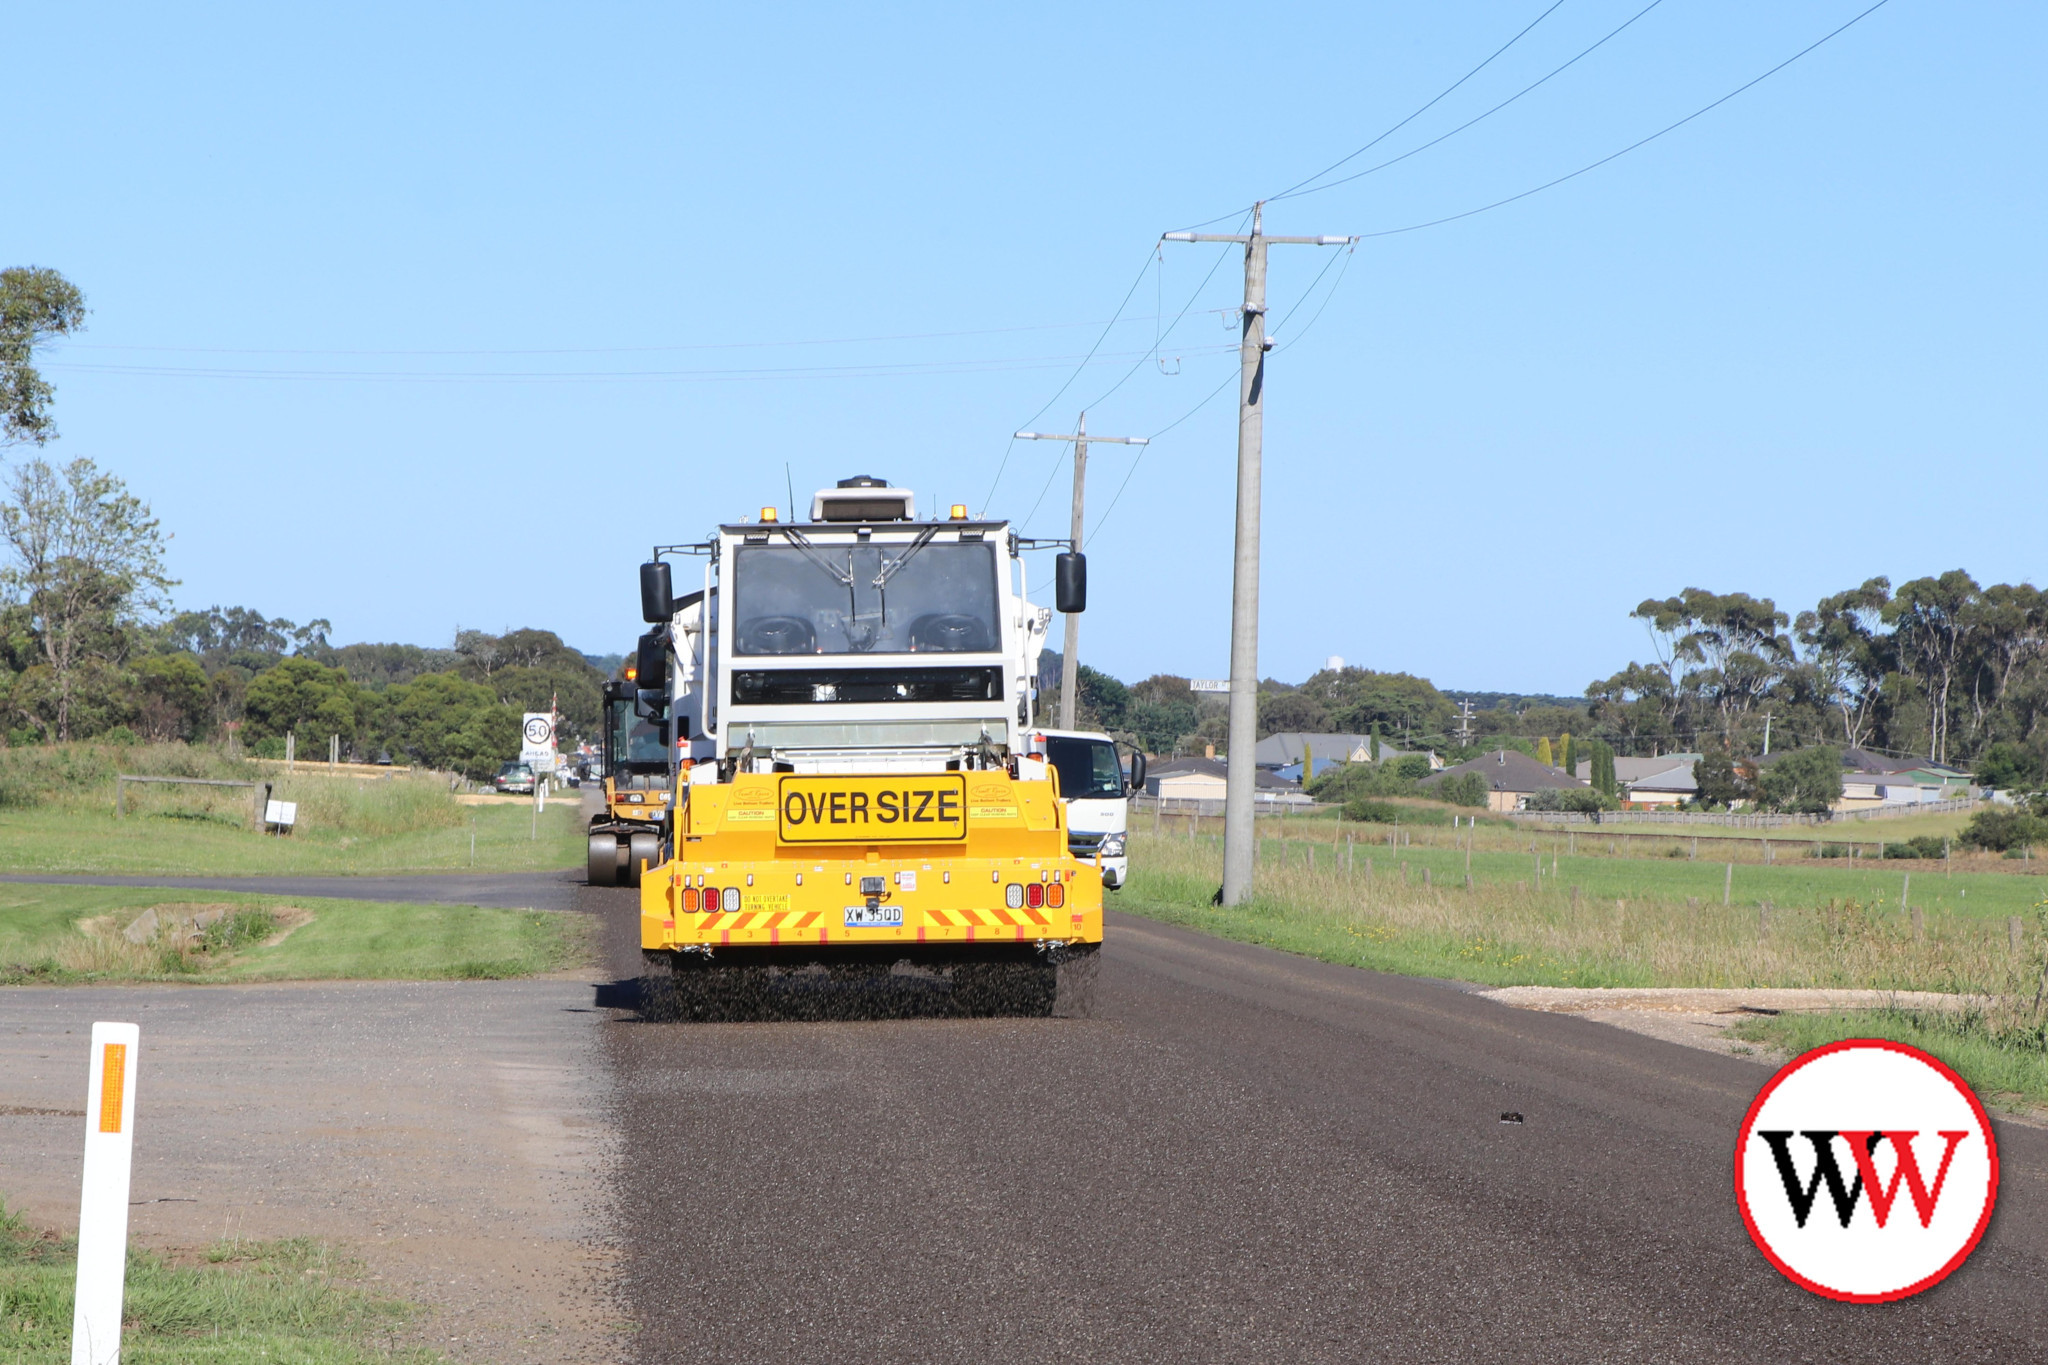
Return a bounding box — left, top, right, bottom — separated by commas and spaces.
1509, 797, 1977, 828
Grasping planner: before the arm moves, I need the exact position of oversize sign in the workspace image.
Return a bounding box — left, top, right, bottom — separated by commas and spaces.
777, 775, 966, 844
1734, 1039, 1999, 1302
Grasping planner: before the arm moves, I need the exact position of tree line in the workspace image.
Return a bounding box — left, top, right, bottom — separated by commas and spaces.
1060, 573, 2048, 795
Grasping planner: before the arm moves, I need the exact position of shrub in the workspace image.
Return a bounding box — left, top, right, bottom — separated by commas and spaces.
1961, 808, 2048, 852
1435, 772, 1489, 808
1524, 786, 1616, 813
1883, 835, 1948, 859
1758, 746, 1843, 815
1343, 798, 1402, 823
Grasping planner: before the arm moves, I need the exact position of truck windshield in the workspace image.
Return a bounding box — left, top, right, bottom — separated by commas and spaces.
732, 541, 1000, 655
607, 699, 669, 770
1045, 737, 1125, 801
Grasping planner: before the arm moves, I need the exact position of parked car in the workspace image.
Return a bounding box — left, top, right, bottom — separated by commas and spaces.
493, 762, 536, 795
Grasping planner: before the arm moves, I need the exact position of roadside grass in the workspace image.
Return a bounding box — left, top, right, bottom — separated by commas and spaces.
0, 1199, 438, 1363
0, 743, 582, 874
1122, 830, 2048, 1111
0, 884, 587, 985
1153, 824, 2045, 921
1205, 803, 2009, 866
1728, 1010, 2048, 1113
1120, 831, 2048, 993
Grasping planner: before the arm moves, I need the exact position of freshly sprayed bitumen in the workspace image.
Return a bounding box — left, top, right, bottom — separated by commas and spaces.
592, 898, 2048, 1364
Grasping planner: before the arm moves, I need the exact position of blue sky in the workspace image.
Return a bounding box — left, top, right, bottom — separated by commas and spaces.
6, 2, 2040, 695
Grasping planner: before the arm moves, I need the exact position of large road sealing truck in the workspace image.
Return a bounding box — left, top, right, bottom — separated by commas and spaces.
632, 476, 1104, 1020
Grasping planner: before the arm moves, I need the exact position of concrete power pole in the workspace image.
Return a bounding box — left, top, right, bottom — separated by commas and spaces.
1015, 414, 1148, 730
1167, 205, 1351, 906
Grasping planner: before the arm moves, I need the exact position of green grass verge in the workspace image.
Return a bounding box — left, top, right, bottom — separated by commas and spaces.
0, 742, 584, 875
1729, 1010, 2048, 1113
0, 1201, 438, 1363
0, 799, 584, 877
0, 884, 587, 985
1120, 831, 2048, 993
1183, 827, 2047, 921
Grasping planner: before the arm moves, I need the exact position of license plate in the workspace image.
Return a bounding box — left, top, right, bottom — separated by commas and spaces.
778, 775, 967, 844
844, 905, 904, 927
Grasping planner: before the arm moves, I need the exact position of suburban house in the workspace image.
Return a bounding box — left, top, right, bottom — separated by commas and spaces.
1145, 756, 1310, 809
1423, 748, 1585, 813
1749, 746, 1973, 811
1255, 731, 1441, 783
1576, 754, 1702, 808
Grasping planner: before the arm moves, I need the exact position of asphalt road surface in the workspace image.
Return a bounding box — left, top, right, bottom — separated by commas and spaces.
597, 894, 2048, 1364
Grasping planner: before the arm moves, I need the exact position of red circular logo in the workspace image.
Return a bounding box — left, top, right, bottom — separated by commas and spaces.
1735, 1039, 1999, 1302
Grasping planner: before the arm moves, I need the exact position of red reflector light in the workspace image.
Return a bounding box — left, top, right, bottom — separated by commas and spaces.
681, 887, 699, 912
1048, 882, 1065, 909
1026, 882, 1044, 909
703, 886, 719, 910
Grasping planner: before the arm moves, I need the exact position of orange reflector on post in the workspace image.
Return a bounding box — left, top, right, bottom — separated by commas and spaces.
98, 1044, 126, 1134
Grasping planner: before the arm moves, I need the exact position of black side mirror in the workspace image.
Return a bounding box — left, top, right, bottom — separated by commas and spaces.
1127, 748, 1147, 796
640, 560, 675, 623
1055, 552, 1087, 614
635, 630, 669, 695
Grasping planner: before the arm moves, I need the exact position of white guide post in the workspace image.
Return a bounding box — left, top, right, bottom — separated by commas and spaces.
72, 1021, 140, 1365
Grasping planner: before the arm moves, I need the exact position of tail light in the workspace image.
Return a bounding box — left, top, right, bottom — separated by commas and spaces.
1047, 882, 1066, 909
681, 887, 700, 912
703, 885, 719, 911
1005, 883, 1024, 909
1025, 882, 1045, 909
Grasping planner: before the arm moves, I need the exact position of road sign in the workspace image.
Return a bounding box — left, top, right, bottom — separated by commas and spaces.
521, 713, 557, 771
1190, 679, 1229, 694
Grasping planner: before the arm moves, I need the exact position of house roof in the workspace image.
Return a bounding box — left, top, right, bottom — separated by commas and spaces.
1148, 756, 1294, 789
1252, 731, 1435, 767
1627, 764, 1699, 794
1751, 747, 1970, 780
1423, 748, 1585, 794
1576, 755, 1702, 784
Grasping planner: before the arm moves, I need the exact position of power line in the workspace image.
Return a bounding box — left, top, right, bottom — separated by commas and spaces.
981, 243, 1161, 515
1269, 0, 1573, 203
1271, 0, 1670, 204
46, 342, 1237, 386
55, 315, 1173, 360
1084, 243, 1354, 543
1354, 0, 1896, 240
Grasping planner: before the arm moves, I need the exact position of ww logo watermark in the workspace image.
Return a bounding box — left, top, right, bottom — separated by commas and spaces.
1735, 1039, 1999, 1302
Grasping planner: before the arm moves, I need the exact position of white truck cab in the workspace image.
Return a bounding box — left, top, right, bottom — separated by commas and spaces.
1023, 728, 1143, 890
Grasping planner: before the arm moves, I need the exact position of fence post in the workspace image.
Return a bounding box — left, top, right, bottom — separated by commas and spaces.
1724, 862, 1733, 907
115, 777, 125, 818
2011, 917, 2024, 954
1902, 873, 1911, 911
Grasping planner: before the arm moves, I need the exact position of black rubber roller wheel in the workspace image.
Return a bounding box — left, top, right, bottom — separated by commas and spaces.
626, 831, 661, 887
587, 833, 620, 887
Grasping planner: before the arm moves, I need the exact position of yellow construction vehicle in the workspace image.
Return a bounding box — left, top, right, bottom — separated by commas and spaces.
633, 476, 1102, 1020
585, 676, 674, 887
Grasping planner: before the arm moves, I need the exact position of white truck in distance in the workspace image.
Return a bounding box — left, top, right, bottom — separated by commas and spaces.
1025, 728, 1138, 889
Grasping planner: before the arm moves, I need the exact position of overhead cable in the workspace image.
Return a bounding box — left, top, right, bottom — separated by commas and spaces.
1271, 0, 1670, 203
1354, 0, 1895, 239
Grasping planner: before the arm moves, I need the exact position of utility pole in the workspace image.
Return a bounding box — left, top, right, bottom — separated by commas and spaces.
1760, 711, 1775, 756
1015, 414, 1148, 730
1166, 205, 1352, 906
1455, 699, 1476, 749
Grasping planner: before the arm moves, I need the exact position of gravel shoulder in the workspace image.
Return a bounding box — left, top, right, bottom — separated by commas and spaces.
0, 978, 623, 1364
